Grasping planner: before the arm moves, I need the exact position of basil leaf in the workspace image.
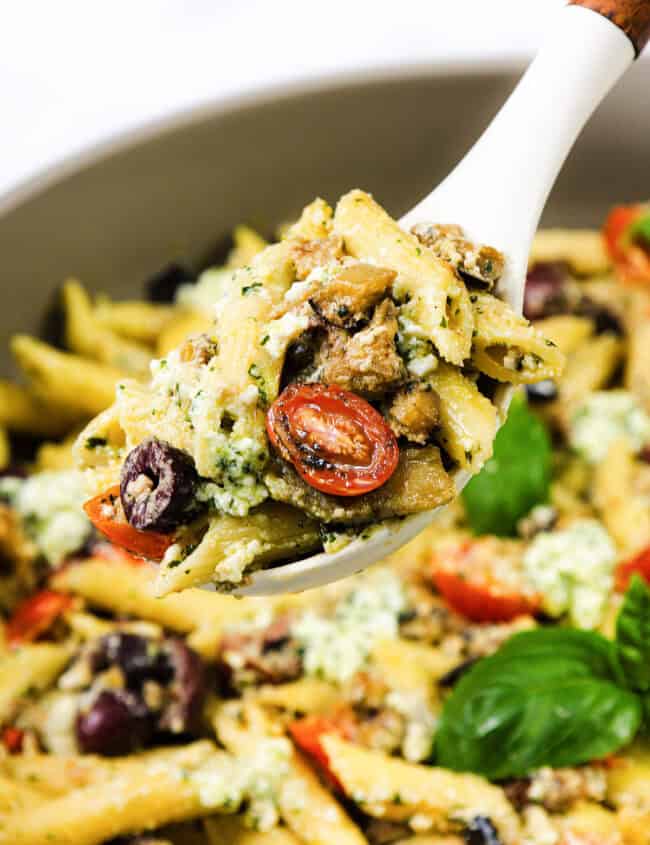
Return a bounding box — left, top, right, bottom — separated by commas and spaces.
462, 396, 551, 536
629, 212, 650, 247
617, 575, 650, 693
436, 628, 641, 779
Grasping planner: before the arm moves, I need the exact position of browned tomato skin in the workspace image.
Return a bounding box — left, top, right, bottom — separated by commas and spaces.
266, 384, 399, 497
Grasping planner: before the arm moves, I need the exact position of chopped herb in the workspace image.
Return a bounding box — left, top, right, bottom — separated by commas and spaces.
261, 334, 270, 346
85, 436, 107, 449
241, 281, 262, 295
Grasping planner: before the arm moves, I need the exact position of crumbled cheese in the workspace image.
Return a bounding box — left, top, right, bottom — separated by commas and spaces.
396, 314, 437, 379
521, 806, 559, 845
284, 279, 313, 303
293, 568, 406, 684
39, 692, 80, 755
409, 813, 434, 832
265, 311, 311, 360
190, 737, 291, 830
2, 470, 90, 565
570, 390, 650, 463
175, 267, 233, 310
385, 690, 437, 762
214, 539, 263, 584
407, 354, 438, 378
196, 435, 268, 517
523, 519, 616, 628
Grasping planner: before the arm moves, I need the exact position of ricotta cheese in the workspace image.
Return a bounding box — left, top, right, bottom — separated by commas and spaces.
190, 736, 292, 831
175, 267, 233, 310
570, 390, 650, 463
293, 568, 406, 684
523, 519, 616, 628
265, 311, 311, 360
1, 470, 90, 565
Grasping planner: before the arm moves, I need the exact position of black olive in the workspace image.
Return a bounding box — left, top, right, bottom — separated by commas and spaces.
92, 633, 171, 689
158, 638, 206, 734
525, 379, 558, 403
464, 816, 503, 845
523, 262, 569, 320
145, 262, 195, 303
76, 689, 152, 755
120, 437, 199, 532
574, 296, 624, 336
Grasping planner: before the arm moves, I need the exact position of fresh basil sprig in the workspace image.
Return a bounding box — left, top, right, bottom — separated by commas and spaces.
462, 395, 552, 537
617, 574, 650, 695
436, 577, 650, 779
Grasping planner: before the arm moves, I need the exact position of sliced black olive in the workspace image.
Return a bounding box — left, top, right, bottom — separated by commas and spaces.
523, 262, 569, 320
120, 437, 199, 532
574, 296, 624, 336
76, 689, 152, 755
145, 262, 195, 303
525, 379, 558, 403
464, 816, 502, 845
92, 633, 170, 689
158, 638, 206, 734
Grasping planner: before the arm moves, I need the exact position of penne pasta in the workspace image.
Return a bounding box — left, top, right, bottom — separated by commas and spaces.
0, 643, 70, 725
62, 279, 152, 374
427, 362, 498, 471
470, 292, 565, 384
333, 190, 474, 365
321, 736, 521, 845
11, 335, 126, 418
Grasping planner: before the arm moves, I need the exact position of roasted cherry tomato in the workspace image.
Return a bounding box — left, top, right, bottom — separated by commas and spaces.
266, 384, 399, 497
2, 727, 24, 754
289, 713, 355, 790
6, 590, 73, 647
83, 485, 174, 561
603, 203, 650, 284
432, 539, 540, 623
615, 545, 650, 592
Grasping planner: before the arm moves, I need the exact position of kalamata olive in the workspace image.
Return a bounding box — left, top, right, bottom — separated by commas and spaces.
464, 816, 502, 845
525, 379, 558, 403
93, 633, 171, 688
523, 262, 568, 320
120, 437, 199, 532
145, 262, 195, 303
76, 689, 152, 755
574, 296, 624, 336
280, 329, 321, 389
158, 638, 206, 734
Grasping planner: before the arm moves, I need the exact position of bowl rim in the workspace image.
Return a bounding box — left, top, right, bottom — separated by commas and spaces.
0, 57, 528, 219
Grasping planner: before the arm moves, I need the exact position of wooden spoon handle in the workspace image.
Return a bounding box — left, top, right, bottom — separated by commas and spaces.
569, 0, 650, 55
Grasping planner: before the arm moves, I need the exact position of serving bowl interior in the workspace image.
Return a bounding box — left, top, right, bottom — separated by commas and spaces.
0, 61, 647, 591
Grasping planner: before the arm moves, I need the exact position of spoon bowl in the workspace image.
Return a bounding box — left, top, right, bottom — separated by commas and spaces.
233, 0, 647, 596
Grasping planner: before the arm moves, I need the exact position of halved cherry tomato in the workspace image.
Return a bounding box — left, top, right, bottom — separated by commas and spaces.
6, 590, 73, 647
83, 485, 174, 561
266, 384, 399, 496
615, 545, 650, 592
603, 203, 650, 285
2, 727, 24, 754
289, 713, 356, 790
432, 538, 540, 623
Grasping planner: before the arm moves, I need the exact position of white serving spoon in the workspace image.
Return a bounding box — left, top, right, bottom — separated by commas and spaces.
234, 0, 649, 597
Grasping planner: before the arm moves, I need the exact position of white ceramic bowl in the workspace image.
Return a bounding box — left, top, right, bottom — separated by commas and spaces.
1, 60, 648, 373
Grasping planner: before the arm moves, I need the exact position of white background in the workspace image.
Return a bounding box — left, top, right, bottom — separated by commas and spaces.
0, 0, 622, 196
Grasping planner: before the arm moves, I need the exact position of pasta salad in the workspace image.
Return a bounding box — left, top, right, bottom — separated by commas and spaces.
75, 191, 561, 592
0, 200, 650, 845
